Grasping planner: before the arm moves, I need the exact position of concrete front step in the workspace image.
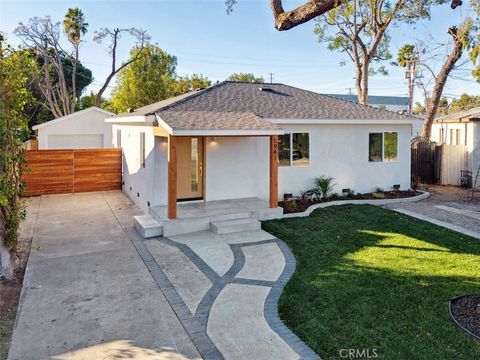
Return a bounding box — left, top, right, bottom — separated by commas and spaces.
210, 218, 261, 234
133, 215, 163, 238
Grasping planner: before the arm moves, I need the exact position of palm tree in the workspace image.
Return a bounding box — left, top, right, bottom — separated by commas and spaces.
63, 8, 88, 45
63, 8, 88, 111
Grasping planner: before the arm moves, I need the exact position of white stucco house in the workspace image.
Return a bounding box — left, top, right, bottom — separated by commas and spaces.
107, 81, 417, 227
33, 106, 115, 149
431, 106, 480, 172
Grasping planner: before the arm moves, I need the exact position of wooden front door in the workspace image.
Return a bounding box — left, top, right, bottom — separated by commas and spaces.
177, 137, 204, 200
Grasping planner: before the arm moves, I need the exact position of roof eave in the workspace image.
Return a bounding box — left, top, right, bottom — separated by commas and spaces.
268, 118, 418, 125
106, 114, 156, 123
170, 129, 284, 136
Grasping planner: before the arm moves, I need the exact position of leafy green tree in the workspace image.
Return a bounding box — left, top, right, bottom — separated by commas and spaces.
450, 93, 480, 112
173, 74, 211, 95
314, 0, 445, 104
0, 41, 37, 279
228, 73, 265, 83
110, 44, 177, 113
76, 91, 111, 111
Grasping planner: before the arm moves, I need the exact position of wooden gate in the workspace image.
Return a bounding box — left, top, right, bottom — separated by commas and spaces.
411, 137, 440, 184
23, 148, 122, 196
440, 145, 469, 185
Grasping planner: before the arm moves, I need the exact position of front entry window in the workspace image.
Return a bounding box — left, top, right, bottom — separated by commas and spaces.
191, 138, 199, 192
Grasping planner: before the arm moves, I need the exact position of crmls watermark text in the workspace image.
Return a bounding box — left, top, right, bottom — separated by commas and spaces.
339, 348, 379, 358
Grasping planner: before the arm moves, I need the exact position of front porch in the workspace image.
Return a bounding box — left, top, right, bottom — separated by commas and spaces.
144, 197, 283, 237
162, 133, 281, 220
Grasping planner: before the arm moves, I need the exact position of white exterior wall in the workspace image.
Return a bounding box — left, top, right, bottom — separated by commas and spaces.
117, 122, 412, 210
431, 122, 475, 171
205, 137, 269, 202
113, 124, 166, 213
37, 109, 113, 149
278, 124, 411, 196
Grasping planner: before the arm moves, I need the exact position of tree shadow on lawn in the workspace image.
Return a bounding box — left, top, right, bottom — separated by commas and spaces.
262, 205, 480, 360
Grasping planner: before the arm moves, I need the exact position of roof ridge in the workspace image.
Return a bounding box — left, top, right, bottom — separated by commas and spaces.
158, 81, 229, 112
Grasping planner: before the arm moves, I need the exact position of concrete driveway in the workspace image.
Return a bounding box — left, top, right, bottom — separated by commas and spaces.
8, 192, 201, 360
8, 191, 318, 360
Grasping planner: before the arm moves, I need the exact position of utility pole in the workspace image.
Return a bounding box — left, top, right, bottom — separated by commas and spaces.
269, 72, 274, 84
405, 59, 417, 114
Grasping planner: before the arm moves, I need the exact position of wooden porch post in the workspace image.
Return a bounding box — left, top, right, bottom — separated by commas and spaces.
168, 135, 177, 219
269, 135, 279, 208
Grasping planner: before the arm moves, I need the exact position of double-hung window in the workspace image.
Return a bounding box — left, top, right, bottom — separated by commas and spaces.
278, 133, 310, 166
369, 132, 398, 162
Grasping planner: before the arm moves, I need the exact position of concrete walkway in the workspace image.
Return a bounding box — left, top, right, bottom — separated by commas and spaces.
8, 192, 319, 360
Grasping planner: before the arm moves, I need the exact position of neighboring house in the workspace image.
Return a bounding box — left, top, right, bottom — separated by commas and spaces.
327, 94, 410, 112
431, 107, 480, 173
33, 106, 115, 149
107, 81, 417, 217
327, 94, 424, 137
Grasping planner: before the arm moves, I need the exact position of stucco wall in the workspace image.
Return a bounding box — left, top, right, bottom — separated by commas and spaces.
205, 137, 269, 202
37, 109, 113, 149
278, 123, 411, 196
113, 123, 162, 213
117, 122, 412, 210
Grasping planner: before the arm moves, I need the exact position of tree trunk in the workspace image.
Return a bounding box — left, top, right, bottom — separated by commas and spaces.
360, 61, 369, 105
422, 27, 464, 138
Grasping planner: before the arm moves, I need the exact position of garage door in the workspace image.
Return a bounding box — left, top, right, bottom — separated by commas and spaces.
47, 134, 104, 149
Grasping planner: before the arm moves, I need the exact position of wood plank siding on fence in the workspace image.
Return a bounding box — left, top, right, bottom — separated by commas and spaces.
23, 148, 122, 196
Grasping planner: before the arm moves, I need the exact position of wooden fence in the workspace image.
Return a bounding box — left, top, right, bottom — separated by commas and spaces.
23, 148, 122, 196
440, 144, 469, 186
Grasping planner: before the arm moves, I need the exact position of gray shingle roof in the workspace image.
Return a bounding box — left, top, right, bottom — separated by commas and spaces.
159, 110, 281, 131
112, 81, 418, 131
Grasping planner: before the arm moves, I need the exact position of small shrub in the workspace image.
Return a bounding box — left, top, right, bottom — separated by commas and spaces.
299, 191, 311, 205
284, 198, 297, 212
314, 176, 335, 200
329, 193, 340, 201
372, 192, 385, 199
375, 187, 385, 193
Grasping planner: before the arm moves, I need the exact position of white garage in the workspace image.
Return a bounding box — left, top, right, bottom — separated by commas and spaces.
33, 107, 115, 150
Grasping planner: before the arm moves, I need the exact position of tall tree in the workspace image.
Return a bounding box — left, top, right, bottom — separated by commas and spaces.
93, 27, 150, 107
110, 44, 177, 113
228, 73, 265, 83
0, 41, 37, 279
314, 0, 445, 104
63, 8, 88, 110
227, 0, 463, 31
399, 4, 479, 138
450, 93, 480, 112
173, 74, 211, 95
15, 10, 89, 117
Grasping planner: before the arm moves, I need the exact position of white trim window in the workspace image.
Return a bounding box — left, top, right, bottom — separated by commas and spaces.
279, 132, 310, 166
369, 132, 398, 162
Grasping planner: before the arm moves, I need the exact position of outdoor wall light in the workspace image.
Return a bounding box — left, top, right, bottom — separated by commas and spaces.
208, 136, 218, 145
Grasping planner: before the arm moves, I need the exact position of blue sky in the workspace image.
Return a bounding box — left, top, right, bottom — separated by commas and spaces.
1, 0, 479, 104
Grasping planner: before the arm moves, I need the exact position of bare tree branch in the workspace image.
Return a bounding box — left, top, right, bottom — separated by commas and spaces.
270, 0, 348, 31
93, 27, 150, 107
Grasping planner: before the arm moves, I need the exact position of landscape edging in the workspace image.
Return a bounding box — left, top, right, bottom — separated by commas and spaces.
283, 190, 430, 218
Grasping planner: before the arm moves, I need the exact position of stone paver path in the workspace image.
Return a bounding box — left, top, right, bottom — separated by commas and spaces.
8, 191, 320, 360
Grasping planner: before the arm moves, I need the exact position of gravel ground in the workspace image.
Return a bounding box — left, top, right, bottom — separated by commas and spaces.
450, 295, 480, 339
384, 185, 480, 234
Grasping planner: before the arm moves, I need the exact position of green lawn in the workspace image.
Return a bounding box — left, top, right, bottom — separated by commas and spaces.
263, 205, 480, 360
